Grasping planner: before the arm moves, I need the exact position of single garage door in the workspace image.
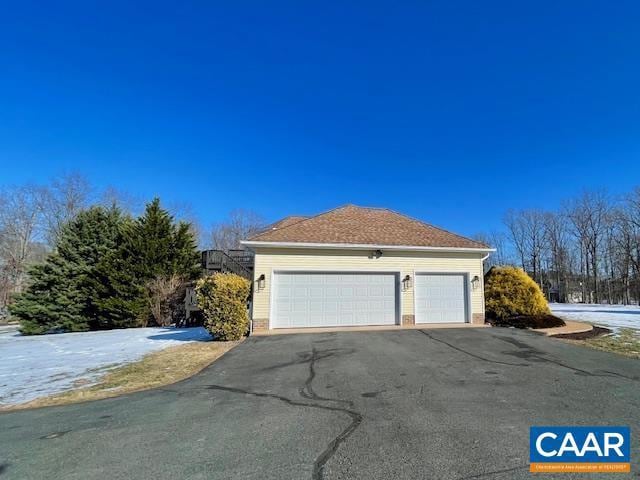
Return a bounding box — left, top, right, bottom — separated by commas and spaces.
415, 273, 468, 324
271, 272, 399, 328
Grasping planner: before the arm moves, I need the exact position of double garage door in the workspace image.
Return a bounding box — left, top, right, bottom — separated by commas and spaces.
270, 272, 468, 329
272, 272, 398, 329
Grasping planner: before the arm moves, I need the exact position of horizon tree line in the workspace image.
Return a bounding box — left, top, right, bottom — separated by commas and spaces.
6, 173, 637, 313
476, 187, 640, 305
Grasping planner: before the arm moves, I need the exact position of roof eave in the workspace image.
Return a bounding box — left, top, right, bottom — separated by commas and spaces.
240, 240, 495, 254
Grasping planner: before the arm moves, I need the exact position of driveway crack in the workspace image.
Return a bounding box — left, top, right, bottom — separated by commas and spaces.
417, 330, 529, 367
493, 333, 639, 381
529, 355, 639, 381
207, 345, 362, 480
300, 348, 353, 406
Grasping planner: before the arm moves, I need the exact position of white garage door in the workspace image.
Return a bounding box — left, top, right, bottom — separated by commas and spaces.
272, 272, 398, 328
415, 274, 468, 324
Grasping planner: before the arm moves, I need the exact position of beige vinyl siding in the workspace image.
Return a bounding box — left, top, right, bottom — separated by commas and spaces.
252, 247, 485, 325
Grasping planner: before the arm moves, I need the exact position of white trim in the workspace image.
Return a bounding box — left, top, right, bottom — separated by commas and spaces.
478, 254, 488, 315
268, 269, 275, 330
397, 272, 403, 325
411, 268, 417, 322
249, 269, 257, 334
241, 240, 495, 254
268, 266, 404, 272
413, 272, 471, 324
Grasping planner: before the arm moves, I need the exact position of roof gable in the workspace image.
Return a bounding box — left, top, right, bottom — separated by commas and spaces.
247, 205, 488, 249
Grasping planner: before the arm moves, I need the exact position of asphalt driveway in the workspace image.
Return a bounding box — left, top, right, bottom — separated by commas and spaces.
0, 328, 638, 480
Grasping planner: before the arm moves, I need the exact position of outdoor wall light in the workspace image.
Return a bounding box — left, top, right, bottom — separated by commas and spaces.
257, 274, 266, 290
471, 275, 480, 290
402, 274, 412, 290
370, 249, 383, 259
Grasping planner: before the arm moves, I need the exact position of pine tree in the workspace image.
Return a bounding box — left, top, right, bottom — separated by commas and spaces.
10, 206, 124, 334
92, 198, 200, 327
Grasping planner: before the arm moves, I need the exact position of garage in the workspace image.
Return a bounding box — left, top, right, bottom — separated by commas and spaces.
243, 205, 492, 332
271, 272, 399, 329
415, 273, 468, 324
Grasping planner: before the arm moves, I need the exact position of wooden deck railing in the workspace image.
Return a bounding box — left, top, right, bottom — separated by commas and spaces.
185, 250, 254, 319
201, 250, 252, 279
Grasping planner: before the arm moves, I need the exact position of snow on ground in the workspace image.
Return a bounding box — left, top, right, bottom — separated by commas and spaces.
550, 303, 640, 333
0, 327, 211, 406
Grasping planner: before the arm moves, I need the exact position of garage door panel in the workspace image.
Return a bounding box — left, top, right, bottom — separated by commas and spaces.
308, 287, 324, 298
309, 313, 326, 327
325, 301, 338, 313
340, 287, 354, 298
276, 286, 292, 298
368, 286, 382, 296
325, 287, 339, 298
415, 274, 467, 324
341, 312, 355, 324
339, 301, 354, 312
278, 302, 291, 313
292, 300, 307, 313
272, 272, 398, 328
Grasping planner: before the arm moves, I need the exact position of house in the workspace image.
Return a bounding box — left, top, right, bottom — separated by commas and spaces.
240, 205, 494, 333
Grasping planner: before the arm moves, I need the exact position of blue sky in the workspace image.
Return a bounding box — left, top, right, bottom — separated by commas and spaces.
1, 1, 639, 237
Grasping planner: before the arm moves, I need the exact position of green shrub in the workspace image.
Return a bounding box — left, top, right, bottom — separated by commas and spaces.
196, 273, 250, 341
91, 198, 200, 329
10, 206, 125, 335
485, 266, 551, 321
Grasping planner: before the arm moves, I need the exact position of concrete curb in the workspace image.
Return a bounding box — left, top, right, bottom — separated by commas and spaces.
534, 320, 594, 336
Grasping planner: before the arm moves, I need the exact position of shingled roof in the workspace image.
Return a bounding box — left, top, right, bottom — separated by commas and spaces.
265, 215, 309, 230
247, 205, 489, 249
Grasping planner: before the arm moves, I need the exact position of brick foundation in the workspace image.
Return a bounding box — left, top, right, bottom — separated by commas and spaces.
402, 314, 415, 326
252, 318, 269, 332
472, 313, 486, 325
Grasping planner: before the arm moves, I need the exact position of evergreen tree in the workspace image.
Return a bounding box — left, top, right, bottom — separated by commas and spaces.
10, 206, 124, 334
92, 198, 200, 327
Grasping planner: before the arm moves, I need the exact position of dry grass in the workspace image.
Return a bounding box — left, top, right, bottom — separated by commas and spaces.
564, 328, 640, 359
3, 339, 241, 411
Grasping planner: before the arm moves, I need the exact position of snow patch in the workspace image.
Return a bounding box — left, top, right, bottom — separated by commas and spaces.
550, 303, 640, 333
0, 327, 211, 406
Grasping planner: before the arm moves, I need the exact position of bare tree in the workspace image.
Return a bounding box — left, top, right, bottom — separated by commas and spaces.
504, 210, 527, 270
473, 231, 512, 270
147, 274, 186, 327
618, 188, 640, 304
486, 188, 639, 305
543, 212, 572, 302
0, 185, 43, 300
99, 186, 142, 215
208, 210, 265, 252
503, 209, 547, 285
38, 173, 91, 246
0, 174, 91, 306
565, 190, 610, 303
